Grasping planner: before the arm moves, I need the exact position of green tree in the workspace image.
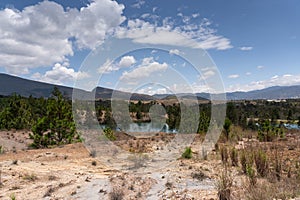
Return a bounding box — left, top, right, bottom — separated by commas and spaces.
223, 118, 232, 140
0, 94, 33, 130
257, 119, 282, 142
197, 111, 210, 134
30, 87, 79, 148
287, 109, 293, 121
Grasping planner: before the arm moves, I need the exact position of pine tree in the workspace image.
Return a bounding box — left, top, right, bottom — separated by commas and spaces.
30, 87, 79, 148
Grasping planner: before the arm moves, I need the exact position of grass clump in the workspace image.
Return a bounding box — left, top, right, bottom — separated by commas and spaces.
230, 148, 238, 167
254, 149, 269, 177
216, 168, 233, 200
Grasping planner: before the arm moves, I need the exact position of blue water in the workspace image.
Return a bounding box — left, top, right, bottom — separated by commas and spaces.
283, 123, 300, 130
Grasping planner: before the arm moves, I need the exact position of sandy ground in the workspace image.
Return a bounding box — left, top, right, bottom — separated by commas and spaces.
1, 130, 300, 200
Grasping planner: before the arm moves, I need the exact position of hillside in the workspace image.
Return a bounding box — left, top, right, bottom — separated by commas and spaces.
1, 73, 300, 100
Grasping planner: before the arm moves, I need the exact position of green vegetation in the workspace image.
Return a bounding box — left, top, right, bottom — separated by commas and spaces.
0, 87, 80, 148
29, 87, 80, 148
223, 118, 232, 140
103, 127, 116, 141
181, 147, 192, 159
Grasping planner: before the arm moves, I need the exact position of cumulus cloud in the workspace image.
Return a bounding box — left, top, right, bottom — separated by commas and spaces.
227, 74, 300, 92
32, 62, 89, 85
118, 55, 136, 67
116, 17, 232, 50
239, 46, 253, 51
120, 57, 168, 81
98, 56, 136, 74
0, 0, 125, 74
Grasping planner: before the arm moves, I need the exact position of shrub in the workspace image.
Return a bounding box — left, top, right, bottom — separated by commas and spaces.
254, 150, 269, 177
182, 147, 192, 159
240, 150, 253, 174
223, 118, 232, 141
246, 164, 257, 186
220, 146, 229, 165
240, 151, 247, 173
110, 188, 124, 200
230, 148, 238, 167
274, 151, 282, 181
103, 127, 116, 141
10, 193, 16, 200
216, 169, 233, 200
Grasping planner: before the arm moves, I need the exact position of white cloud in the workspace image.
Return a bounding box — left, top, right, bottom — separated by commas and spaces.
118, 56, 136, 67
199, 67, 216, 80
192, 13, 200, 18
239, 46, 253, 51
136, 87, 167, 96
98, 59, 115, 74
131, 0, 145, 9
169, 49, 181, 55
116, 17, 232, 50
257, 65, 264, 69
228, 74, 239, 79
246, 72, 252, 76
0, 0, 125, 74
227, 74, 300, 92
32, 62, 89, 85
120, 57, 168, 81
98, 56, 136, 74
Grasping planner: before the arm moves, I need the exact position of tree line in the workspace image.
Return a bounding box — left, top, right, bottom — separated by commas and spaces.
1, 89, 300, 148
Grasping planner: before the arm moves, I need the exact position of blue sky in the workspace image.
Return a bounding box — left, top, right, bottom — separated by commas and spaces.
0, 0, 299, 93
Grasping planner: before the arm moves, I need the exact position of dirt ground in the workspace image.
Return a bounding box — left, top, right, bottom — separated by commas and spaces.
1, 130, 300, 200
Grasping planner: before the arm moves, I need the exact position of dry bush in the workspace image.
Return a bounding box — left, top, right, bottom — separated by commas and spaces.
245, 177, 300, 200
230, 148, 238, 167
216, 168, 233, 200
220, 146, 229, 165
254, 149, 269, 177
110, 188, 124, 200
240, 150, 253, 174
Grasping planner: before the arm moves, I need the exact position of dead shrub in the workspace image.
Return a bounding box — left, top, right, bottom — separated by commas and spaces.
216, 168, 233, 200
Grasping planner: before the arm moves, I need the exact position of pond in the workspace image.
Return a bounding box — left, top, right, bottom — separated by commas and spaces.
118, 122, 177, 133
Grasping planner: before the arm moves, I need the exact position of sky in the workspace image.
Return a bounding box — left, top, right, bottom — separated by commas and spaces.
0, 0, 299, 94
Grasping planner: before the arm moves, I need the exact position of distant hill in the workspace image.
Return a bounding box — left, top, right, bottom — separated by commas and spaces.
0, 73, 78, 98
0, 73, 154, 100
225, 86, 300, 100
153, 86, 300, 101
0, 73, 300, 100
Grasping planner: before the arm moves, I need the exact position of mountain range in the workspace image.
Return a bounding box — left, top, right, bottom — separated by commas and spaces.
1, 73, 300, 100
